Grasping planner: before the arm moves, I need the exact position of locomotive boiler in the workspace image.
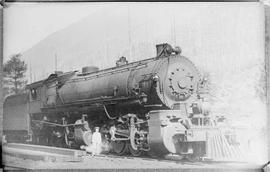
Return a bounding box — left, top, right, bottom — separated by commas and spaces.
3, 43, 209, 158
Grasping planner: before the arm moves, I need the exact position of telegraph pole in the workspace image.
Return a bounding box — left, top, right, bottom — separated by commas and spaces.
29, 62, 32, 83
55, 52, 57, 72
128, 4, 132, 59
172, 11, 176, 45
145, 14, 149, 44
33, 73, 36, 82
105, 25, 109, 60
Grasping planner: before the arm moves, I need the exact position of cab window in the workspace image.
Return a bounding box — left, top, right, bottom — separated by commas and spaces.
31, 89, 37, 100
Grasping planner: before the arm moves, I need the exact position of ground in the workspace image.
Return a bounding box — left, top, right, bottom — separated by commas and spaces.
2, 154, 262, 171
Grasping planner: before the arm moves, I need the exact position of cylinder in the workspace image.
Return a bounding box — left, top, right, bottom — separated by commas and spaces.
74, 128, 92, 145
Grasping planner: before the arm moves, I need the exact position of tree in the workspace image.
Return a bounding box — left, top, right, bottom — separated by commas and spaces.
255, 61, 266, 103
3, 54, 27, 95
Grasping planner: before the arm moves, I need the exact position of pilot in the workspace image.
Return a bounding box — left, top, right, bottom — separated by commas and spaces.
92, 127, 102, 156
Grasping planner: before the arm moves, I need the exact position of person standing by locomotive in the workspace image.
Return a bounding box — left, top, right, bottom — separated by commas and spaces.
92, 127, 102, 156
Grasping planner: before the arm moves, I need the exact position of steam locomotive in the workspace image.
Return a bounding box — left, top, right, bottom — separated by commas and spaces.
3, 43, 211, 158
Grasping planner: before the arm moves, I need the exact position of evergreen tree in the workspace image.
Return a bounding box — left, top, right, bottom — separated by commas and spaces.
3, 54, 27, 95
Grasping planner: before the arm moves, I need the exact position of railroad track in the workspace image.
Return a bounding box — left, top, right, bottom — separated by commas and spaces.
3, 166, 27, 171
93, 153, 194, 164
2, 143, 260, 170
3, 143, 201, 163
86, 153, 240, 165
2, 143, 84, 162
2, 143, 248, 164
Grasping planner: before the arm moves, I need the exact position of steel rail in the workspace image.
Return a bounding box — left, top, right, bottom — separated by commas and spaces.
3, 143, 194, 164
4, 143, 84, 157
3, 143, 226, 164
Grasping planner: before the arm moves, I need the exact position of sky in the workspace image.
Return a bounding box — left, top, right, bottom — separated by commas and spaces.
3, 2, 270, 60
3, 2, 106, 59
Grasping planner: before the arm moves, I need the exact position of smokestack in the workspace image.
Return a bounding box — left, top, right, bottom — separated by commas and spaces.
156, 43, 181, 57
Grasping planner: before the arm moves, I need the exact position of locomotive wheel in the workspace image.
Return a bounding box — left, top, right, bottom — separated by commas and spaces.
112, 141, 128, 155
128, 143, 143, 156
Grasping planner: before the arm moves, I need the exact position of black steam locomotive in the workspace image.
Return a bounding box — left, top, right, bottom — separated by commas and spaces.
3, 43, 211, 158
